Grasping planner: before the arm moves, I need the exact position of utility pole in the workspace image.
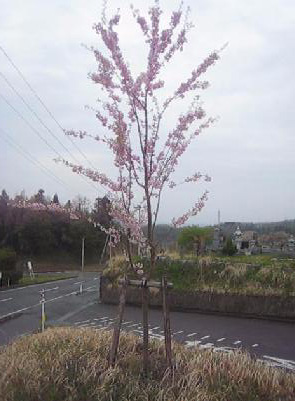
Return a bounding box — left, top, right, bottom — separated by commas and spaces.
81, 237, 85, 272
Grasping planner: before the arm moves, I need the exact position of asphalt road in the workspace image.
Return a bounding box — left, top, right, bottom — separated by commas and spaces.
0, 274, 294, 372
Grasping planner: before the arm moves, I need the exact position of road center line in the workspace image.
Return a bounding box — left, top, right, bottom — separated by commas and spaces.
44, 287, 58, 292
187, 332, 197, 337
0, 298, 13, 302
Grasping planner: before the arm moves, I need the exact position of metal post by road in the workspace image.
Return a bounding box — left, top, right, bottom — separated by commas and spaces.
97, 273, 101, 302
40, 289, 45, 332
81, 237, 85, 272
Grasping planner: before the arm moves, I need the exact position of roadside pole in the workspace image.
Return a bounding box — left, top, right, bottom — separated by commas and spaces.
40, 289, 45, 332
81, 237, 85, 272
97, 273, 101, 302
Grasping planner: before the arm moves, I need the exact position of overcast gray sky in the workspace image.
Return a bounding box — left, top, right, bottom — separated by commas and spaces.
1, 0, 295, 225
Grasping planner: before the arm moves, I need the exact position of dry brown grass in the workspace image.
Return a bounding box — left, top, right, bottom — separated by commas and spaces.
0, 327, 294, 401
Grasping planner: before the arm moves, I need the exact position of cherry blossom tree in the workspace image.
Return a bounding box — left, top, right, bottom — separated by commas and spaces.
60, 1, 222, 270
59, 0, 223, 371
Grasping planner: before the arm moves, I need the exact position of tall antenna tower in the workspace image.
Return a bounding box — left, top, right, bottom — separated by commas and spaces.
218, 210, 221, 226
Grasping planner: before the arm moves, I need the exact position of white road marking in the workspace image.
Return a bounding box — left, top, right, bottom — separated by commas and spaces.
149, 332, 165, 341
74, 320, 90, 325
173, 330, 184, 335
152, 326, 160, 330
85, 286, 96, 291
213, 346, 235, 353
252, 344, 259, 348
0, 277, 76, 293
233, 340, 241, 345
262, 355, 295, 372
200, 342, 214, 349
0, 305, 36, 320
187, 332, 197, 337
217, 337, 226, 342
46, 291, 77, 303
122, 321, 132, 325
44, 287, 58, 292
201, 335, 210, 340
185, 340, 202, 347
127, 323, 140, 328
0, 298, 13, 302
132, 329, 144, 334
0, 289, 78, 321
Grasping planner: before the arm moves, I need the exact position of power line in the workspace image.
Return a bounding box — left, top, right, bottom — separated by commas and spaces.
0, 93, 62, 159
0, 71, 81, 165
0, 45, 100, 173
0, 92, 99, 192
0, 127, 73, 191
0, 45, 107, 195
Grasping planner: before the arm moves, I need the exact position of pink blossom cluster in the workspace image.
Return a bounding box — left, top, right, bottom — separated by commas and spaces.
57, 159, 131, 195
59, 2, 222, 254
110, 201, 146, 244
94, 221, 121, 247
10, 201, 80, 220
172, 191, 209, 227
175, 52, 219, 99
184, 172, 211, 183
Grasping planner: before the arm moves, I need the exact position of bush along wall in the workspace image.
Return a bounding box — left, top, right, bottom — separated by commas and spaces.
0, 248, 23, 286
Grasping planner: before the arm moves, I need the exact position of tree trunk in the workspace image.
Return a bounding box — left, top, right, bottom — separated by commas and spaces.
109, 276, 127, 367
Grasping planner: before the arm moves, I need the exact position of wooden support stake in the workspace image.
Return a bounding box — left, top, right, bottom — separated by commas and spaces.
142, 279, 149, 376
162, 275, 172, 368
109, 276, 128, 367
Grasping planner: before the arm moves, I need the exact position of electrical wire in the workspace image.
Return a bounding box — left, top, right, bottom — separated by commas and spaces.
0, 127, 73, 191
0, 71, 82, 164
0, 45, 101, 173
0, 45, 107, 195
0, 92, 100, 192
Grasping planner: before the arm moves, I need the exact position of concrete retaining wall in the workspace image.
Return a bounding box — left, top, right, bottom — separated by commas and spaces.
101, 277, 295, 322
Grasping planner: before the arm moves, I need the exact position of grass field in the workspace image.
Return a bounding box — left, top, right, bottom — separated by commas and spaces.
19, 273, 77, 286
104, 254, 295, 296
0, 327, 294, 401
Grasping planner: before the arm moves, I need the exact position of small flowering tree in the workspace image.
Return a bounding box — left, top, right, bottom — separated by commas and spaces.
58, 1, 223, 371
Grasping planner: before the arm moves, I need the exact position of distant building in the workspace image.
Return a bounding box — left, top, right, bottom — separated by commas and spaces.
232, 227, 258, 255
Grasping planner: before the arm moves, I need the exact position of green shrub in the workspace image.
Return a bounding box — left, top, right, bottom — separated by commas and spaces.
0, 247, 17, 271
0, 248, 22, 285
222, 238, 237, 256
2, 271, 23, 285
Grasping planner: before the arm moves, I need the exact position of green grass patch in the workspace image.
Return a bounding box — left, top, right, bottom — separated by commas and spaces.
19, 274, 77, 286
104, 255, 295, 296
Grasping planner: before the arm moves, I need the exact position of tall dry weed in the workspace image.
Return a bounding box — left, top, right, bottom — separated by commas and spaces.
0, 327, 294, 401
